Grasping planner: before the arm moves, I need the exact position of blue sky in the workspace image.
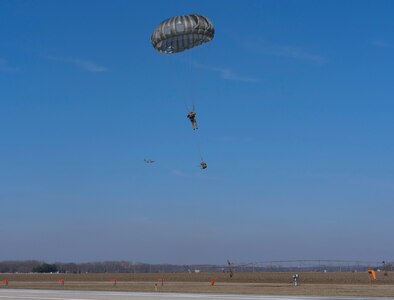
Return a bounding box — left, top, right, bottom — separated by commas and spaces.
1, 0, 393, 264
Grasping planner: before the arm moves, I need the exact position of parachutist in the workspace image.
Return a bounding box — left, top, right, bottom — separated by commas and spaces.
152, 14, 214, 171
187, 111, 198, 130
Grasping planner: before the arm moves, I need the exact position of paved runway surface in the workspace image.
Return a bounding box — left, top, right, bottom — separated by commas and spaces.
0, 290, 392, 300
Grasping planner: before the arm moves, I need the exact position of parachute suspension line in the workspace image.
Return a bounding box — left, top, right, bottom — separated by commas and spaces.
185, 58, 196, 113
189, 54, 205, 167
191, 91, 196, 112
182, 96, 191, 112
194, 130, 204, 162
180, 56, 195, 113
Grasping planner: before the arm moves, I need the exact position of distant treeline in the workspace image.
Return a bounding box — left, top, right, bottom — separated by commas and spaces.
0, 261, 221, 274
0, 260, 392, 274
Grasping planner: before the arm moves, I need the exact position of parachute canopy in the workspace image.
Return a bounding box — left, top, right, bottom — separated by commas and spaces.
151, 14, 214, 54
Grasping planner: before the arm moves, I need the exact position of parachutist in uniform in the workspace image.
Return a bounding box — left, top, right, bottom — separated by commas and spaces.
200, 161, 207, 169
187, 111, 198, 130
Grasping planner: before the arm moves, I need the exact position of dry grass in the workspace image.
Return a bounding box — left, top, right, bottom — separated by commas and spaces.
1, 272, 394, 297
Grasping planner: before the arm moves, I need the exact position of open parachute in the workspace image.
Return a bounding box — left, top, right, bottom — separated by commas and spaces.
151, 14, 214, 54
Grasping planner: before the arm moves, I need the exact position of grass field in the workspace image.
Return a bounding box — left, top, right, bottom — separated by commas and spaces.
1, 272, 393, 297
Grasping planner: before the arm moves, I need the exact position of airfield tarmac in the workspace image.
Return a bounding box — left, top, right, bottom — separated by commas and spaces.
1, 283, 394, 298
0, 290, 393, 300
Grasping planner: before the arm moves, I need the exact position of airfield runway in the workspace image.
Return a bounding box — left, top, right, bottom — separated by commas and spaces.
0, 290, 392, 300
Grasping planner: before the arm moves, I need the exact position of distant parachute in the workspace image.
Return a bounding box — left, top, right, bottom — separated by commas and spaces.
151, 14, 214, 54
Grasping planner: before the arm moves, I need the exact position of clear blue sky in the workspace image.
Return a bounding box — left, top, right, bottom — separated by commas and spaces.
1, 0, 393, 264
